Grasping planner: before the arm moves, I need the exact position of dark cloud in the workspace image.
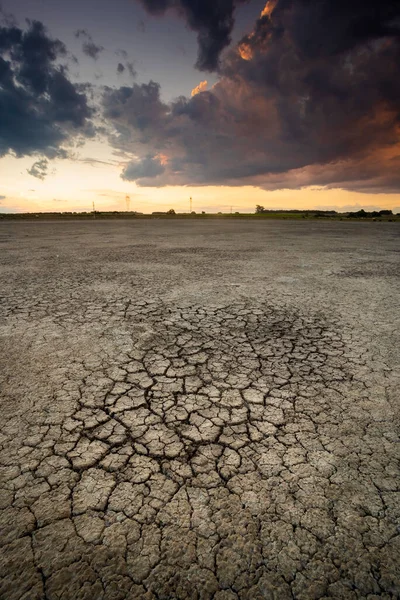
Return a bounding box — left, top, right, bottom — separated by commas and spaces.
126, 62, 137, 78
104, 0, 400, 193
0, 19, 94, 159
115, 50, 137, 77
82, 40, 104, 59
1, 20, 67, 94
136, 0, 248, 71
27, 158, 48, 180
0, 195, 6, 200
122, 155, 165, 182
75, 29, 104, 60
103, 81, 168, 137
272, 0, 400, 59
116, 61, 137, 77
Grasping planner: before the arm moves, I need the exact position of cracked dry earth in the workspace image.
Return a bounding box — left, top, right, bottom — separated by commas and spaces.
0, 220, 400, 600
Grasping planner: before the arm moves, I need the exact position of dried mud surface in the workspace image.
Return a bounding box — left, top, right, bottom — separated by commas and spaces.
0, 219, 399, 600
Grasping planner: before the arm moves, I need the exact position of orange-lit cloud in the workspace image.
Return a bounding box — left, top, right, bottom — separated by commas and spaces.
191, 80, 208, 96
100, 0, 400, 197
260, 0, 277, 18
238, 1, 278, 61
238, 42, 253, 61
156, 153, 169, 166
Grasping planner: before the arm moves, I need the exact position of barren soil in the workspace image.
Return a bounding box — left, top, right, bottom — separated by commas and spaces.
0, 219, 399, 600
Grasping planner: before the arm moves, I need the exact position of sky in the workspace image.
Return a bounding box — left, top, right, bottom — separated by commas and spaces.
1, 0, 400, 214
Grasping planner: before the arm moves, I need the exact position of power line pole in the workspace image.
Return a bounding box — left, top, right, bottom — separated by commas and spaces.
92, 201, 96, 219
190, 197, 192, 213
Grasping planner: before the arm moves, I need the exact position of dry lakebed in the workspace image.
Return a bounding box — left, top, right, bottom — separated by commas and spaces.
0, 219, 399, 599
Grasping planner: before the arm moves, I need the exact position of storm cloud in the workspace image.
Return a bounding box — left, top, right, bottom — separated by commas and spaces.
104, 0, 400, 193
122, 155, 165, 182
135, 0, 248, 71
0, 19, 94, 159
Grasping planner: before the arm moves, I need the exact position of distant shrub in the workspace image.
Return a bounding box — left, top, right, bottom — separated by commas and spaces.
347, 209, 393, 218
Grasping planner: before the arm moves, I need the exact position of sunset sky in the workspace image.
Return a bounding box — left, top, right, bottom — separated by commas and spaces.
1, 0, 399, 213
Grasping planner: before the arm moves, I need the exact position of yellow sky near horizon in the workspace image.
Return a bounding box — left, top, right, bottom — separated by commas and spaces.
1, 152, 399, 214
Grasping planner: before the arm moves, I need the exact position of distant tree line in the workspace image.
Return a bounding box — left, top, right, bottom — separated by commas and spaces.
255, 205, 394, 218
255, 205, 337, 216
346, 209, 393, 218
152, 209, 176, 215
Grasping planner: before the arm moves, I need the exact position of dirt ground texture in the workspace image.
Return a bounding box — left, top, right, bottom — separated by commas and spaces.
0, 219, 399, 600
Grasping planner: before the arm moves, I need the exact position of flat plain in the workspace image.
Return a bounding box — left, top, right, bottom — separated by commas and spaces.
0, 219, 399, 600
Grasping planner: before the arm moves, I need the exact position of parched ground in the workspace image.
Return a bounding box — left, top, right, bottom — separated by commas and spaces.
0, 219, 399, 600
